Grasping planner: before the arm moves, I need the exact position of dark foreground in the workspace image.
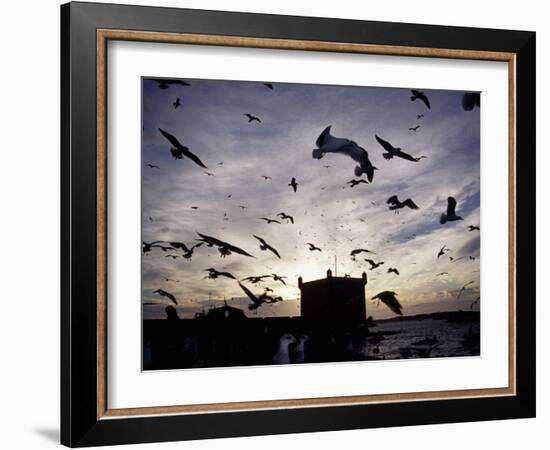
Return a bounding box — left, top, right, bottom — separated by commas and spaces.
142, 310, 480, 370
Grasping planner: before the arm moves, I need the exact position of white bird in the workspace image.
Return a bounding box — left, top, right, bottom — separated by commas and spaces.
272, 333, 297, 365
292, 334, 309, 364
312, 126, 377, 182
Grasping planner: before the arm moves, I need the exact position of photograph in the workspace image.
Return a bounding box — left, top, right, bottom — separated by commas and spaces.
141, 77, 482, 370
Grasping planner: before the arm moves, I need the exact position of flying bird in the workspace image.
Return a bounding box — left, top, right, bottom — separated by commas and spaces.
410, 89, 431, 109
168, 241, 190, 253
312, 126, 377, 181
375, 135, 426, 162
173, 97, 181, 108
263, 83, 274, 90
417, 114, 424, 119
350, 249, 376, 260
253, 235, 281, 258
153, 289, 177, 305
457, 281, 475, 300
158, 128, 207, 168
277, 212, 294, 224
372, 291, 403, 315
409, 125, 420, 132
244, 113, 261, 123
440, 196, 463, 224
347, 179, 369, 188
468, 225, 480, 231
259, 217, 281, 225
387, 267, 400, 275
165, 254, 178, 259
271, 273, 287, 285
386, 195, 419, 213
365, 259, 384, 270
204, 268, 236, 280
436, 272, 449, 276
142, 240, 163, 254
182, 243, 202, 260
306, 243, 322, 252
437, 245, 450, 259
261, 175, 272, 180
241, 275, 271, 284
145, 164, 159, 169
470, 297, 480, 310
238, 282, 267, 310
150, 78, 190, 89
288, 177, 298, 192
196, 233, 254, 258
462, 92, 480, 111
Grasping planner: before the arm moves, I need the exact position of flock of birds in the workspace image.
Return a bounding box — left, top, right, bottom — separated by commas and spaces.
143, 78, 481, 319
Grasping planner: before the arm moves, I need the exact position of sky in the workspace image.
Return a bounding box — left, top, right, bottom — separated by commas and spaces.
141, 77, 481, 320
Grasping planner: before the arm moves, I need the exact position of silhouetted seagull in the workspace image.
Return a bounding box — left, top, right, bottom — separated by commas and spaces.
292, 334, 309, 364
196, 233, 254, 258
306, 243, 322, 252
238, 282, 268, 310
347, 179, 368, 188
457, 281, 475, 300
142, 240, 163, 254
437, 245, 450, 259
165, 254, 178, 259
173, 97, 181, 108
204, 268, 236, 280
417, 114, 424, 119
259, 217, 281, 225
462, 92, 480, 111
350, 249, 376, 260
253, 235, 281, 258
261, 175, 272, 180
387, 195, 419, 213
365, 259, 384, 270
272, 334, 297, 364
150, 78, 190, 89
468, 225, 480, 231
387, 267, 400, 275
410, 89, 431, 109
440, 197, 463, 224
288, 177, 298, 192
244, 113, 261, 123
241, 275, 271, 284
271, 273, 287, 285
409, 125, 420, 132
145, 164, 160, 169
277, 212, 294, 224
264, 83, 274, 90
313, 126, 377, 181
372, 291, 403, 315
159, 128, 207, 168
153, 289, 177, 305
182, 243, 202, 260
436, 271, 449, 276
168, 241, 190, 253
375, 135, 425, 162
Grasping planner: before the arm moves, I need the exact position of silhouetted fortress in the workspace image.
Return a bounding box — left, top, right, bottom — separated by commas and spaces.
143, 269, 371, 369
299, 269, 367, 327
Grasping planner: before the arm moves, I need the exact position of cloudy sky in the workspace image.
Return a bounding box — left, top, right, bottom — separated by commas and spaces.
142, 77, 480, 320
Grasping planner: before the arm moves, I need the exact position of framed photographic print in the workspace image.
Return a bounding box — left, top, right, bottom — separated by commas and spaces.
61, 1, 536, 447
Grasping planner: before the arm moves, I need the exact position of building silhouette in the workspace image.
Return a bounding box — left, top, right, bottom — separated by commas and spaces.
298, 269, 367, 327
